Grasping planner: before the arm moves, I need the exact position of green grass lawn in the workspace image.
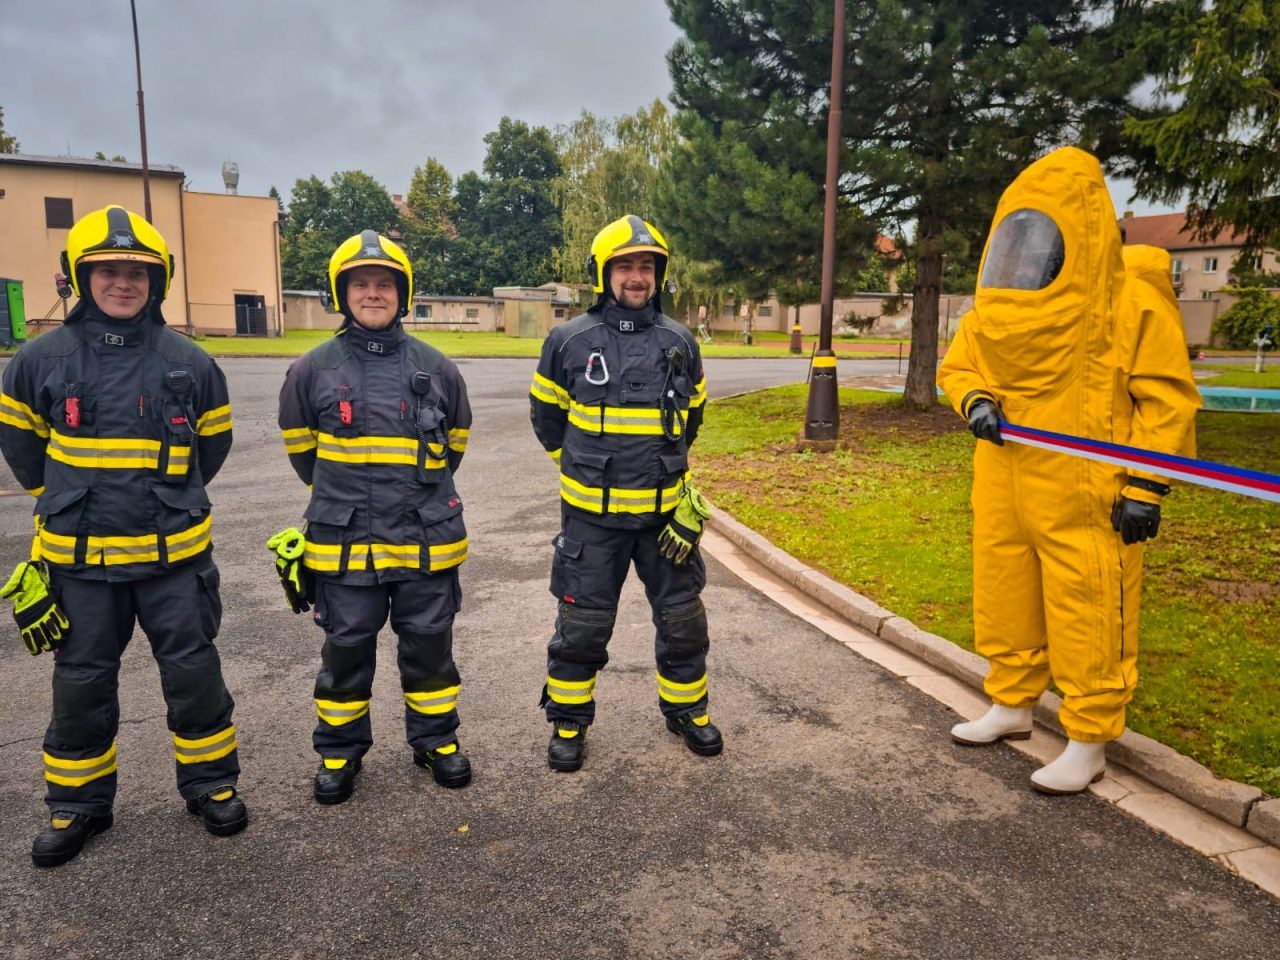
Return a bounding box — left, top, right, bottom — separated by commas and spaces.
693, 385, 1280, 794
1198, 367, 1280, 389
190, 329, 906, 361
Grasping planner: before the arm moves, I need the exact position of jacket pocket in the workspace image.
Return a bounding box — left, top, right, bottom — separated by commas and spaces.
34, 487, 89, 561
152, 482, 211, 519
417, 496, 467, 572
304, 497, 357, 530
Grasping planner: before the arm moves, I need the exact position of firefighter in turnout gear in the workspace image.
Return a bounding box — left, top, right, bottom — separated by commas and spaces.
938, 148, 1200, 794
0, 206, 245, 867
529, 214, 721, 772
278, 231, 474, 803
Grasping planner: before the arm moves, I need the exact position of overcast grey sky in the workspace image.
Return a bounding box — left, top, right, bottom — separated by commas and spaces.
0, 0, 683, 198
1, 0, 1169, 216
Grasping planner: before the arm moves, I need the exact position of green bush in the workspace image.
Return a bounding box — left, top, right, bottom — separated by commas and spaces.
1212, 287, 1280, 349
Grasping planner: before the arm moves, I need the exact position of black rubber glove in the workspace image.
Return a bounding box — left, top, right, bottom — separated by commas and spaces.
1111, 497, 1162, 544
967, 399, 1004, 445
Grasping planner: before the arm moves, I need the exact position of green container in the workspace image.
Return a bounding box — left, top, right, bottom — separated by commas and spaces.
0, 278, 27, 343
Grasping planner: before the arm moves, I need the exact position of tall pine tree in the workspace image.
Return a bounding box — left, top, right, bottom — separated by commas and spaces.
665, 0, 1143, 405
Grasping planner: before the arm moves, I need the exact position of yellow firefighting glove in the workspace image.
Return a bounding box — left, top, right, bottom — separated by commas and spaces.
1, 560, 69, 655
657, 486, 711, 565
267, 527, 313, 614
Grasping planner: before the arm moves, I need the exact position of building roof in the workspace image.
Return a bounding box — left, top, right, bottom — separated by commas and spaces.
1118, 212, 1244, 251
0, 153, 185, 178
875, 235, 904, 260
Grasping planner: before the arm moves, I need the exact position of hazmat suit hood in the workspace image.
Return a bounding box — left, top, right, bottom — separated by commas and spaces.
968, 147, 1125, 424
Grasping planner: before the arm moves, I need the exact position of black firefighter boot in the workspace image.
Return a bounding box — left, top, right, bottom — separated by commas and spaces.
314, 757, 362, 805
31, 810, 114, 867
413, 741, 472, 788
667, 713, 724, 757
185, 784, 248, 836
548, 720, 587, 772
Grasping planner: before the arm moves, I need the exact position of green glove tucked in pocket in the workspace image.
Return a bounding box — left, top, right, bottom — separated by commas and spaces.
267, 527, 314, 614
1, 561, 69, 655
657, 486, 711, 565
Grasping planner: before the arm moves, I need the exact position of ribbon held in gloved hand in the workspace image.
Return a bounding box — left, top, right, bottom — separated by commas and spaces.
658, 486, 711, 565
1, 561, 69, 655
267, 527, 313, 614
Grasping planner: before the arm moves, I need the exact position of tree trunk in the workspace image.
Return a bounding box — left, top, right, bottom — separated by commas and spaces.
904, 211, 943, 408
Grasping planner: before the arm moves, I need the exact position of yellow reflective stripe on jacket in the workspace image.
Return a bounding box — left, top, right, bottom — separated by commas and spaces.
0, 392, 50, 437
173, 725, 237, 765
567, 402, 683, 436
27, 485, 45, 497
44, 742, 118, 787
282, 425, 318, 454
559, 473, 686, 515
547, 447, 562, 464
316, 698, 370, 727
657, 672, 708, 704
39, 515, 211, 567
428, 537, 468, 571
530, 372, 570, 410
316, 432, 418, 465
448, 427, 469, 453
546, 675, 597, 705
196, 404, 232, 437
304, 538, 468, 573
404, 684, 461, 716
48, 429, 162, 469
690, 375, 708, 409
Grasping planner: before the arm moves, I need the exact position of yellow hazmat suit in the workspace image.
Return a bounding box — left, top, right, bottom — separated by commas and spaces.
938, 147, 1200, 743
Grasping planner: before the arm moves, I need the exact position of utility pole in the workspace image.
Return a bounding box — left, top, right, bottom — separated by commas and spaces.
803, 0, 845, 442
130, 0, 152, 221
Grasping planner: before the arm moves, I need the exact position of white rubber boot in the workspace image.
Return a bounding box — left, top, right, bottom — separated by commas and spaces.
1030, 740, 1107, 795
950, 704, 1033, 746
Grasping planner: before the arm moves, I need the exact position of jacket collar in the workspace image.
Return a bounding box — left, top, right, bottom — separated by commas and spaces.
342, 317, 406, 356
598, 299, 656, 333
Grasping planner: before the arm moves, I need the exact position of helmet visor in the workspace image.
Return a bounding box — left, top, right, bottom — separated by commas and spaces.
980, 210, 1065, 291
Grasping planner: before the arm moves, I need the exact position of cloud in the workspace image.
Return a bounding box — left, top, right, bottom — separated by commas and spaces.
0, 0, 681, 199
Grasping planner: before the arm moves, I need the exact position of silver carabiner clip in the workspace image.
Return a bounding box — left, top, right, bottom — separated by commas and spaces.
584, 350, 610, 386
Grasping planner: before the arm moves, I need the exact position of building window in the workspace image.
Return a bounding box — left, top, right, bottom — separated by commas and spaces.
415, 304, 431, 319
1170, 258, 1184, 284
1201, 290, 1214, 300
45, 197, 74, 229
757, 306, 773, 317
465, 308, 479, 319
722, 304, 735, 316
1203, 256, 1218, 273
554, 308, 565, 318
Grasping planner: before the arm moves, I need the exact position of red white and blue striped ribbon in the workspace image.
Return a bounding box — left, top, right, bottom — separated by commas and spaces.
1000, 422, 1280, 504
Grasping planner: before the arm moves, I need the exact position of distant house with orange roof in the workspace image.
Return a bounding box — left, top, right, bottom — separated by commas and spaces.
1118, 211, 1280, 301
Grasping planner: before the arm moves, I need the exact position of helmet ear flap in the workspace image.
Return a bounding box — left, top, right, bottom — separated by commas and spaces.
586, 254, 598, 290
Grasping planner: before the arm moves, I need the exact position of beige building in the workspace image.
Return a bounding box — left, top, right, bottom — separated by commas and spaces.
0, 154, 282, 336
283, 291, 507, 333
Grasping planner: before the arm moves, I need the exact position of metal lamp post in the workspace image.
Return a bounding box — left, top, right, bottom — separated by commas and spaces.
803, 0, 845, 441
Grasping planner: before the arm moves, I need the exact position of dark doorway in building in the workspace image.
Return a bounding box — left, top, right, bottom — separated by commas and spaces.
234, 294, 268, 336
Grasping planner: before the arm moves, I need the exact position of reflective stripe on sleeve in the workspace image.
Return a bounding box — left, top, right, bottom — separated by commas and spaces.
448, 427, 469, 453
531, 372, 570, 410
173, 725, 237, 765
690, 376, 708, 409
196, 404, 233, 437
282, 426, 318, 454
0, 393, 50, 437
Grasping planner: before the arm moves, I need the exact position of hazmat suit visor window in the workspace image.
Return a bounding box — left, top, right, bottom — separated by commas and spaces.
980, 210, 1066, 291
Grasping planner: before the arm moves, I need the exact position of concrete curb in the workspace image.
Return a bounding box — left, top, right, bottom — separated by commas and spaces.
707, 506, 1272, 841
